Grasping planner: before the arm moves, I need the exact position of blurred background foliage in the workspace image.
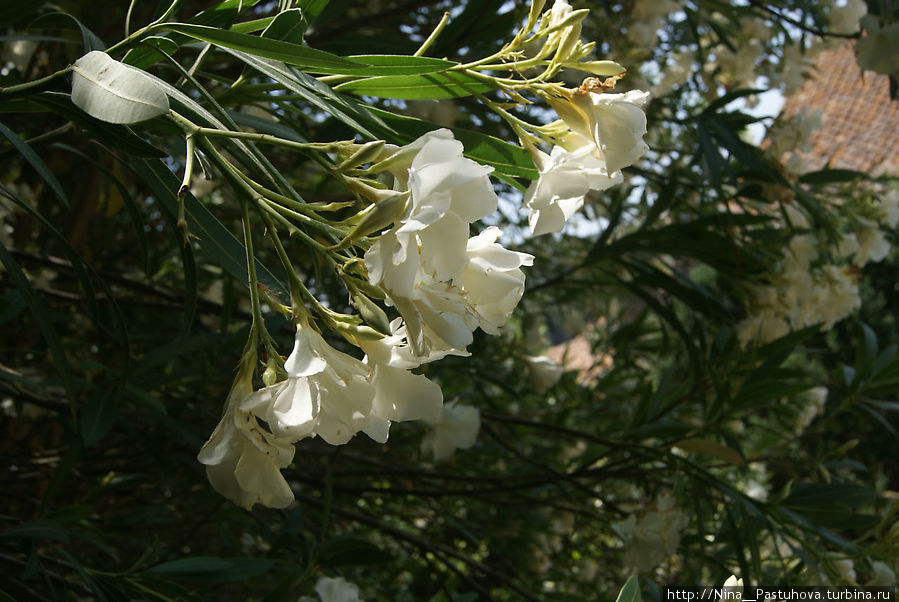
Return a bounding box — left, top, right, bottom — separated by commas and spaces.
1, 0, 898, 600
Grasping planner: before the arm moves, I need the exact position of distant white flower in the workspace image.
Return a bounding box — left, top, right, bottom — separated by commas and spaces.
524, 142, 622, 235
854, 223, 890, 266
795, 386, 827, 433
525, 355, 564, 392
299, 576, 365, 602
738, 310, 790, 346
652, 51, 693, 97
868, 560, 897, 586
830, 0, 867, 34
830, 555, 857, 583
422, 401, 481, 461
615, 492, 689, 571
723, 574, 743, 594
784, 234, 819, 272
816, 265, 861, 329
880, 189, 899, 228
837, 232, 860, 259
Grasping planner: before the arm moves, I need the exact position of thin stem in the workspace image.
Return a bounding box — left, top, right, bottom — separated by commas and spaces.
0, 66, 72, 97
177, 133, 195, 244
125, 0, 138, 37
414, 11, 450, 57
258, 210, 305, 306
169, 110, 336, 154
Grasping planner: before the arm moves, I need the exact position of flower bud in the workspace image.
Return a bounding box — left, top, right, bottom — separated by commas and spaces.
351, 291, 392, 335
332, 190, 410, 250
574, 60, 626, 77
337, 140, 386, 171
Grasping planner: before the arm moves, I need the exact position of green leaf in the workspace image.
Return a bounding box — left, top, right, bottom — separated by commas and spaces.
227, 48, 383, 139
0, 121, 69, 207
71, 51, 170, 124
144, 556, 273, 582
188, 0, 263, 29
336, 71, 498, 99
0, 245, 76, 409
798, 168, 870, 184
317, 536, 392, 566
368, 107, 537, 179
131, 159, 289, 302
81, 391, 116, 447
296, 0, 330, 23
122, 36, 180, 70
0, 519, 70, 542
261, 8, 308, 41
165, 23, 364, 73
28, 11, 105, 52
615, 576, 642, 602
345, 55, 457, 75
33, 92, 167, 157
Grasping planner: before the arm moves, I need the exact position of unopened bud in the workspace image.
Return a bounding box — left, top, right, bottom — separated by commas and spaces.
262, 363, 278, 387
333, 320, 384, 341
351, 292, 392, 335
338, 140, 386, 171
332, 191, 410, 250
573, 60, 626, 77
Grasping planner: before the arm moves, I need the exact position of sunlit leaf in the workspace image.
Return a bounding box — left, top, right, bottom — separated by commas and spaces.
71, 51, 170, 124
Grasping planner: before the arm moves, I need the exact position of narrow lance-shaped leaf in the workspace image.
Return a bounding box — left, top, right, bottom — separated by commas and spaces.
335, 71, 498, 99
71, 51, 170, 124
0, 121, 69, 207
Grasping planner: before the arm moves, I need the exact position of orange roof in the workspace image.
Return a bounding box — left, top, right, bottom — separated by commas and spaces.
781, 43, 899, 176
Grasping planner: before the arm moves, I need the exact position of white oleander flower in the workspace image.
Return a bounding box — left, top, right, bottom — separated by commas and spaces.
738, 310, 790, 346
197, 364, 295, 510
524, 142, 622, 235
784, 234, 819, 272
525, 355, 564, 393
830, 555, 857, 583
563, 89, 651, 174
390, 281, 476, 361
723, 575, 743, 595
868, 561, 897, 586
816, 265, 861, 329
854, 223, 890, 266
358, 331, 444, 443
454, 227, 534, 334
422, 401, 481, 461
299, 576, 365, 602
366, 131, 534, 360
837, 232, 860, 259
880, 189, 899, 228
241, 325, 375, 446
627, 0, 677, 46
365, 130, 503, 358
830, 0, 867, 34
615, 493, 689, 571
795, 386, 827, 433
652, 50, 693, 97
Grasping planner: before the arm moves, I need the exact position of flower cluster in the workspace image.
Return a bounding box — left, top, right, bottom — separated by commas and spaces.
365, 129, 534, 359
199, 130, 539, 508
299, 577, 364, 602
739, 197, 897, 346
196, 0, 652, 510
529, 85, 649, 235
614, 493, 689, 572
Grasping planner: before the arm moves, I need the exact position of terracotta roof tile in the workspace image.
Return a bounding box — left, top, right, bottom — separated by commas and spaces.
781, 43, 899, 176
